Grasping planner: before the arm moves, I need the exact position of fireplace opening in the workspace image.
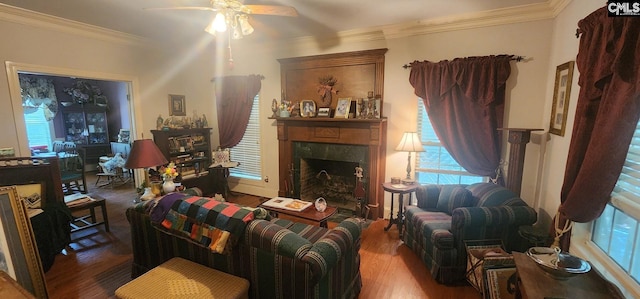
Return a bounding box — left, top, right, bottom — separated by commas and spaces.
292, 142, 369, 214
300, 158, 360, 211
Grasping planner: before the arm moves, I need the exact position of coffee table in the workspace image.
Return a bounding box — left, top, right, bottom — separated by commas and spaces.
259, 201, 337, 228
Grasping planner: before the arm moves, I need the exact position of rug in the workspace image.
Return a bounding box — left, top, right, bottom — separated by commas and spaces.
328, 207, 373, 230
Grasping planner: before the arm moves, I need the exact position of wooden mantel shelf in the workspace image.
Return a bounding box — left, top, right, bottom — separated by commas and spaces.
268, 117, 387, 123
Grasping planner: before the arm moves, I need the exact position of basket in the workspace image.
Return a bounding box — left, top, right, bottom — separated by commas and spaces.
465, 240, 514, 298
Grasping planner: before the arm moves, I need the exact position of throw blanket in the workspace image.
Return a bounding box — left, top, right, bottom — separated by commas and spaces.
150, 193, 264, 254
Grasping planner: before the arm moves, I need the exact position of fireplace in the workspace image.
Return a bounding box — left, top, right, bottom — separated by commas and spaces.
275, 118, 387, 219
296, 142, 368, 212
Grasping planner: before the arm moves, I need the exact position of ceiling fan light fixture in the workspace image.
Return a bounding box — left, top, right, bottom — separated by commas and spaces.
238, 14, 254, 35
232, 26, 243, 39
204, 19, 216, 35
212, 12, 227, 32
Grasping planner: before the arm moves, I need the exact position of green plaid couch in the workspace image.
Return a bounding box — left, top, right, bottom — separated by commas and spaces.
403, 182, 537, 284
126, 200, 362, 299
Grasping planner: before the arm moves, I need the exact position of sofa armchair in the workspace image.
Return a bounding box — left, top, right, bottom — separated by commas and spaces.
403, 182, 537, 284
126, 195, 363, 299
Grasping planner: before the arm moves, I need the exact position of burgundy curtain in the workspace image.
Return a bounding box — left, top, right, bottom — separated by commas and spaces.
556, 8, 640, 250
216, 75, 262, 148
409, 55, 513, 180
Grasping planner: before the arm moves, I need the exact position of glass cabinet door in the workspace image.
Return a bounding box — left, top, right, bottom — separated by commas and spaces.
85, 112, 108, 144
63, 111, 87, 144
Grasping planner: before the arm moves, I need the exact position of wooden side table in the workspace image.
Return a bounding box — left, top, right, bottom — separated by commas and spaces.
513, 252, 624, 299
382, 182, 417, 238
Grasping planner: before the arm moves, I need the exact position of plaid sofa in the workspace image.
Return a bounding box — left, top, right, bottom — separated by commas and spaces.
126, 199, 362, 299
403, 182, 537, 284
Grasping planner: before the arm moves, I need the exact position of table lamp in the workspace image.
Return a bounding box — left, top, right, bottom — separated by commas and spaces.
124, 139, 168, 197
395, 132, 424, 185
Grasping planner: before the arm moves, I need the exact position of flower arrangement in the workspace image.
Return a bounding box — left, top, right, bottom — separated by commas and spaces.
64, 80, 108, 106
161, 162, 179, 181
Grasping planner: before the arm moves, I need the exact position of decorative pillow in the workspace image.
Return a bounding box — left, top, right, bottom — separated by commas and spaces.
436, 185, 473, 215
416, 184, 441, 210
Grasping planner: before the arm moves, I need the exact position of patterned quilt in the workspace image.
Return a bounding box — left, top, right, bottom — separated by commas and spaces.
150, 193, 267, 254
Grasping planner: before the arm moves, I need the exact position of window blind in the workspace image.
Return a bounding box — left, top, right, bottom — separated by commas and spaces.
229, 95, 262, 180
24, 107, 53, 149
611, 120, 640, 220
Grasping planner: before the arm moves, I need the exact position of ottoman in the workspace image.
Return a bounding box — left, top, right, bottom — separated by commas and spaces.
115, 257, 249, 299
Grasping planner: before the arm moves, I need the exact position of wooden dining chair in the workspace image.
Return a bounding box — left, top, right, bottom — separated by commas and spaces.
57, 147, 87, 194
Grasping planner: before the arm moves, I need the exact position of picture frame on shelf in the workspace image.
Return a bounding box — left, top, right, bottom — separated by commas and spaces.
299, 100, 316, 117
334, 98, 352, 118
0, 186, 48, 298
168, 94, 186, 116
317, 107, 331, 117
549, 61, 574, 136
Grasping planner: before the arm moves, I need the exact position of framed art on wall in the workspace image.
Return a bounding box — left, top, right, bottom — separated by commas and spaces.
169, 94, 186, 116
0, 186, 48, 298
549, 61, 574, 136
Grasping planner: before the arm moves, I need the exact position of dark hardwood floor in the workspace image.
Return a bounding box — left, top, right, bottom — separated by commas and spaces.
44, 172, 480, 298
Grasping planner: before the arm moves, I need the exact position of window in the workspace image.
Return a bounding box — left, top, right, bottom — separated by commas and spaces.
24, 106, 53, 150
229, 95, 261, 180
415, 98, 484, 184
592, 118, 640, 284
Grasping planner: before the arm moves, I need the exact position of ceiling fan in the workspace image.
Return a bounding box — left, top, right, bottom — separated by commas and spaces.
148, 0, 299, 39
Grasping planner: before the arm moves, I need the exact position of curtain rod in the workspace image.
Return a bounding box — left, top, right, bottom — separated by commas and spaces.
401, 55, 525, 69
210, 74, 265, 82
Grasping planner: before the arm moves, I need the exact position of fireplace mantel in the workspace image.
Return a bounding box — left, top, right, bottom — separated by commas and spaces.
274, 117, 387, 219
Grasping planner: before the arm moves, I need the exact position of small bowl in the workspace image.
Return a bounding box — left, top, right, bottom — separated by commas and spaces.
526, 247, 591, 279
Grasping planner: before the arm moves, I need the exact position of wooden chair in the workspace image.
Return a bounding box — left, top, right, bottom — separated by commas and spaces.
57, 147, 87, 194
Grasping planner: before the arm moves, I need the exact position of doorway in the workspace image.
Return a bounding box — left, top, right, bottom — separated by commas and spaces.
18, 73, 131, 168
6, 62, 142, 158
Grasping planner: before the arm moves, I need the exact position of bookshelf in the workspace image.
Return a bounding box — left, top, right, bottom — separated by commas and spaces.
150, 128, 212, 180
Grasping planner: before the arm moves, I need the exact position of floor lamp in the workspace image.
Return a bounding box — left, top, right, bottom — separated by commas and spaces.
124, 139, 168, 198
395, 132, 424, 185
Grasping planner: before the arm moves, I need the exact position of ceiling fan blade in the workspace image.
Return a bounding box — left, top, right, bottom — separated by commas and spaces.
145, 6, 216, 12
245, 5, 298, 17
247, 16, 282, 39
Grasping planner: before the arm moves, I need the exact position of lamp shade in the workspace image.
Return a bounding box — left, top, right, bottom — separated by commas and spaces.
395, 132, 424, 152
124, 139, 168, 169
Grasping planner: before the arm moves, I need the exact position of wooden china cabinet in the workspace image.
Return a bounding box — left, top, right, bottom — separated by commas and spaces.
61, 103, 111, 164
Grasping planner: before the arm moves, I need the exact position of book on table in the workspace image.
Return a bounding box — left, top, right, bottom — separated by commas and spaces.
64, 193, 95, 207
261, 197, 312, 212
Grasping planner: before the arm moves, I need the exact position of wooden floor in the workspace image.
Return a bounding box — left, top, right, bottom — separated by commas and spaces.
44, 172, 481, 299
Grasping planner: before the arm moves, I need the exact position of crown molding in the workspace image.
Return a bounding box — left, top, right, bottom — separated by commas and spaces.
0, 3, 148, 47
280, 0, 570, 50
